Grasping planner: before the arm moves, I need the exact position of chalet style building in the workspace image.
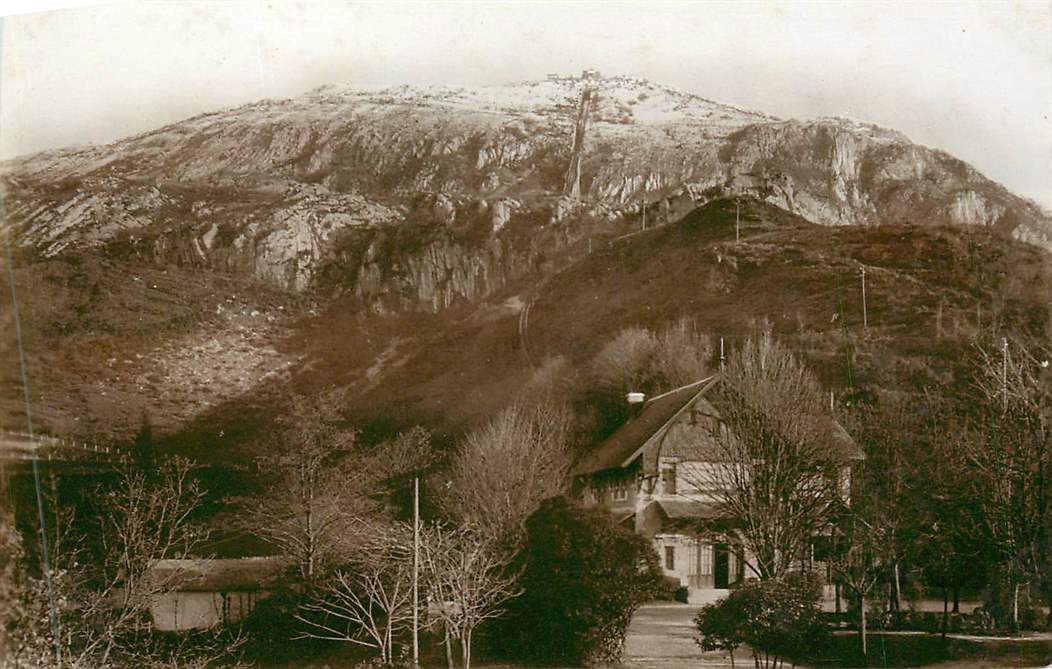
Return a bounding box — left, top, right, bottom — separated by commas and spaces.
572, 376, 863, 604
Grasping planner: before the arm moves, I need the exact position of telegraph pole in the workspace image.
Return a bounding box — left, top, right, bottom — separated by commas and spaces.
720, 337, 725, 370
860, 266, 868, 331
1002, 337, 1009, 414
410, 475, 418, 669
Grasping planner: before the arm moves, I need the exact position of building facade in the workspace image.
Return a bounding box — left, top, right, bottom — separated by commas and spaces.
144, 557, 289, 631
573, 376, 862, 604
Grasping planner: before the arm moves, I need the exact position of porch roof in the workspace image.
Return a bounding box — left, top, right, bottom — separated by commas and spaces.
656, 499, 722, 520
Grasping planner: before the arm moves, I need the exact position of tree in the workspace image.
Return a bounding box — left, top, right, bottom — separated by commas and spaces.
243, 394, 358, 585
419, 523, 520, 669
132, 412, 155, 476
694, 573, 828, 669
296, 522, 415, 665
497, 497, 661, 665
844, 395, 934, 612
241, 394, 432, 585
959, 338, 1052, 630
911, 420, 991, 634
588, 319, 712, 433
439, 401, 571, 548
685, 332, 841, 580
0, 506, 37, 667
5, 457, 242, 669
828, 500, 892, 656
693, 594, 745, 668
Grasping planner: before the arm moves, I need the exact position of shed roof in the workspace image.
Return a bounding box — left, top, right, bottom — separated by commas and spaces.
145, 557, 290, 592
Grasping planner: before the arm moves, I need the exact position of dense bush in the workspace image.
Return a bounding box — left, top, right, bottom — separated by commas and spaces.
495, 497, 661, 666
982, 578, 1049, 632
654, 575, 681, 601
695, 573, 828, 669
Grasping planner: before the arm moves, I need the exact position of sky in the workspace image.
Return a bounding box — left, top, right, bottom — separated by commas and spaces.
1, 1, 1050, 208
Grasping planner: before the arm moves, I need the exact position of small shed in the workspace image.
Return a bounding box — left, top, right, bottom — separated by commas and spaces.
145, 557, 289, 631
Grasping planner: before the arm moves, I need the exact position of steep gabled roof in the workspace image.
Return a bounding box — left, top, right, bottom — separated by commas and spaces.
572, 376, 717, 476
572, 374, 863, 476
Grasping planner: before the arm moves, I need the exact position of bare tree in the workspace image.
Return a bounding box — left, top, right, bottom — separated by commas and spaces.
242, 394, 432, 585
5, 457, 242, 669
960, 338, 1052, 629
590, 318, 712, 400
439, 400, 571, 547
0, 506, 29, 665
652, 318, 713, 388
588, 319, 712, 435
295, 521, 415, 665
590, 326, 662, 398
685, 332, 840, 580
829, 498, 893, 656
419, 523, 521, 669
243, 394, 358, 584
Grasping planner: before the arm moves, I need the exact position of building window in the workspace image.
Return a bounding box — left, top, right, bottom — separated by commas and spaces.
662, 464, 677, 494
699, 543, 712, 575
612, 480, 629, 501
665, 545, 675, 570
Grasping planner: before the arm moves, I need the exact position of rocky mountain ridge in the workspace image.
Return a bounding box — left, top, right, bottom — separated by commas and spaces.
5, 74, 1050, 313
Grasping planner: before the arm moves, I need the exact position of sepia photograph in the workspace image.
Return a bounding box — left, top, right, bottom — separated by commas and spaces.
1, 1, 1051, 667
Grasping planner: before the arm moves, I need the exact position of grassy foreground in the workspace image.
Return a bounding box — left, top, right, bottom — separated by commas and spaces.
807, 632, 1052, 668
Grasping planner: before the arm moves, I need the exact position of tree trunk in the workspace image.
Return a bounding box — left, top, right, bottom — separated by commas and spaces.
444, 623, 455, 669
861, 593, 867, 657
893, 562, 902, 612
1013, 581, 1020, 633
941, 587, 948, 639
835, 581, 841, 614
386, 620, 394, 664
952, 586, 960, 613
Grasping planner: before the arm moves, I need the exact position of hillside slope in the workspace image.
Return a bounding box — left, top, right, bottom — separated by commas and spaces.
3, 74, 1051, 450
143, 198, 1052, 465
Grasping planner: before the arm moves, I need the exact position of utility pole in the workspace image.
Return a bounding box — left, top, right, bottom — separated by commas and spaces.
719, 337, 725, 370
412, 476, 420, 668
860, 266, 868, 331
1002, 337, 1009, 414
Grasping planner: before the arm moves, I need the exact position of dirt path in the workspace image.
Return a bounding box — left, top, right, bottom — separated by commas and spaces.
622, 602, 748, 668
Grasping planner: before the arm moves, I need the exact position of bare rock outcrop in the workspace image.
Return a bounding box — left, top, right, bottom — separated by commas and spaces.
5, 75, 1049, 311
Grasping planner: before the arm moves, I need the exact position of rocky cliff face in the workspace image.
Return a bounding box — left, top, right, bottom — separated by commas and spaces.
5, 75, 1050, 308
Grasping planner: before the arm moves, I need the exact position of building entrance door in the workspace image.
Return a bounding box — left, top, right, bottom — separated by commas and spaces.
714, 544, 730, 589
